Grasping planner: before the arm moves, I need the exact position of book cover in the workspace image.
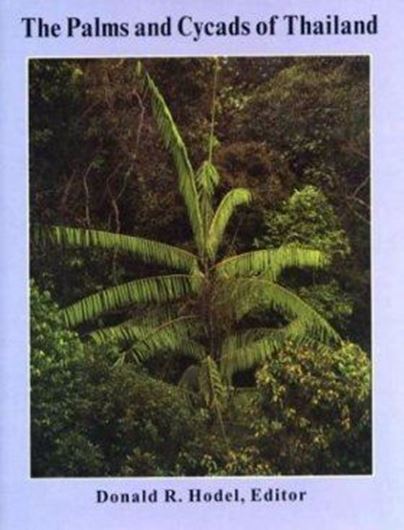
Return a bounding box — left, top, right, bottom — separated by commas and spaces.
1, 1, 403, 528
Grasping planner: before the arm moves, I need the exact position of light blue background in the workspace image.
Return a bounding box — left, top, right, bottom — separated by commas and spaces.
1, 1, 404, 528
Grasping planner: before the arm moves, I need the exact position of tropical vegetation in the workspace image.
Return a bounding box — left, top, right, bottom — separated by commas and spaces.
30, 57, 371, 476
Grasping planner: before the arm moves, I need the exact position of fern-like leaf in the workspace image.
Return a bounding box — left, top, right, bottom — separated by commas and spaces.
61, 274, 201, 328
196, 160, 220, 198
232, 277, 340, 343
221, 323, 335, 381
221, 330, 284, 380
34, 225, 199, 272
144, 74, 205, 255
198, 355, 226, 408
207, 188, 252, 260
215, 245, 328, 279
221, 333, 299, 381
89, 321, 152, 346
196, 160, 220, 236
131, 316, 206, 363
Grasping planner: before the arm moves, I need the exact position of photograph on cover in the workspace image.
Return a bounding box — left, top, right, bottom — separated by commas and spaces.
29, 56, 371, 478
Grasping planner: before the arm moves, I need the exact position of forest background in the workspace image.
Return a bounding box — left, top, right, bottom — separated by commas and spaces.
30, 56, 371, 477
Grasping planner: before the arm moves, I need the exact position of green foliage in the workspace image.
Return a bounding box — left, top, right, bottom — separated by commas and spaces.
76, 356, 206, 476
215, 245, 328, 280
257, 185, 351, 259
253, 342, 371, 474
35, 69, 339, 404
199, 356, 227, 408
196, 160, 220, 199
207, 188, 252, 259
232, 58, 370, 344
88, 314, 205, 364
183, 446, 273, 476
173, 338, 371, 476
31, 283, 207, 477
31, 281, 105, 476
35, 225, 198, 272
298, 281, 354, 331
255, 186, 354, 332
30, 58, 371, 476
143, 70, 205, 254
61, 274, 199, 328
238, 59, 369, 202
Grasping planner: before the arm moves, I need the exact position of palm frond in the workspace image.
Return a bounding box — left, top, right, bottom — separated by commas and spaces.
61, 274, 201, 328
89, 306, 183, 346
34, 225, 199, 272
199, 354, 230, 449
199, 355, 226, 408
144, 74, 205, 255
215, 245, 328, 279
221, 323, 333, 380
232, 278, 340, 343
207, 188, 252, 260
221, 330, 285, 381
196, 160, 220, 235
131, 315, 206, 363
89, 320, 152, 346
196, 160, 220, 198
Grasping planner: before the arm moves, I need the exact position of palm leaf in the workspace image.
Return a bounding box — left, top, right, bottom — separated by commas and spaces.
229, 278, 340, 343
199, 355, 226, 408
196, 160, 220, 235
207, 188, 252, 260
221, 324, 332, 380
221, 330, 285, 380
196, 160, 220, 199
198, 355, 230, 449
144, 74, 205, 255
130, 316, 206, 363
88, 306, 179, 345
61, 274, 201, 328
215, 245, 328, 279
89, 320, 152, 345
34, 225, 198, 272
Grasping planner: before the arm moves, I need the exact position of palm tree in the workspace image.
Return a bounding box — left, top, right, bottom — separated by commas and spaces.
34, 61, 340, 424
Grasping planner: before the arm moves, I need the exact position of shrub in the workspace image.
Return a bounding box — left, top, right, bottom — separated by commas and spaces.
253, 342, 371, 474
31, 281, 104, 476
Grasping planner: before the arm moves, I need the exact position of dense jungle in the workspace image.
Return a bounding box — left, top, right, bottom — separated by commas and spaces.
30, 56, 371, 477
